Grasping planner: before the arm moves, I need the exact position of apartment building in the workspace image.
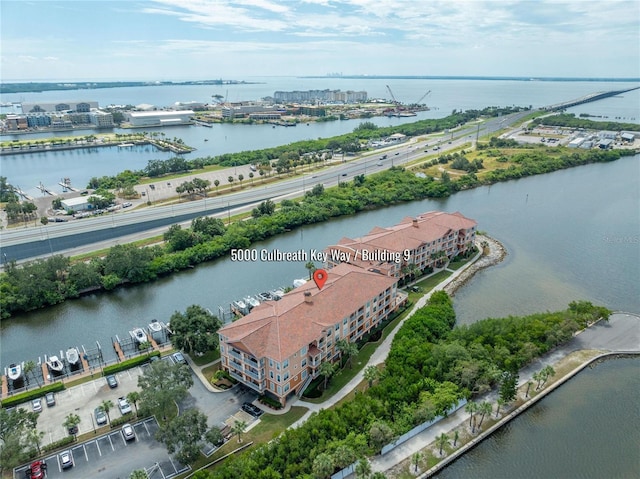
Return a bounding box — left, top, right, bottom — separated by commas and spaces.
325, 211, 477, 281
218, 263, 403, 405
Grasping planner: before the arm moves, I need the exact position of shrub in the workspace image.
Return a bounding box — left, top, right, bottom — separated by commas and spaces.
1, 382, 65, 409
42, 435, 75, 453
102, 351, 160, 375
109, 413, 135, 427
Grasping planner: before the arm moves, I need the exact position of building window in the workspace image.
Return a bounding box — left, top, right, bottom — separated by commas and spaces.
302, 370, 307, 379
277, 386, 282, 394
277, 374, 281, 382
269, 359, 273, 367
300, 345, 307, 355
335, 324, 339, 331
270, 371, 274, 379
284, 372, 289, 381
283, 359, 289, 369
301, 358, 307, 367
284, 384, 290, 392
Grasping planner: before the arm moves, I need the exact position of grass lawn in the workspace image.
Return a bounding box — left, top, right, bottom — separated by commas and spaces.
190, 349, 221, 367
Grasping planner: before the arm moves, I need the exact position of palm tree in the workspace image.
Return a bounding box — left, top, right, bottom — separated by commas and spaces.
355, 457, 372, 479
412, 451, 422, 473
228, 176, 234, 188
453, 430, 459, 447
540, 365, 556, 388
495, 398, 506, 418
312, 452, 334, 479
232, 419, 247, 443
436, 433, 450, 456
336, 339, 358, 369
477, 401, 492, 430
465, 401, 478, 429
27, 428, 45, 455
100, 399, 114, 423
533, 371, 542, 390
238, 174, 244, 188
249, 172, 254, 185
129, 470, 149, 479
525, 380, 533, 398
127, 391, 141, 416
139, 340, 152, 357
363, 365, 380, 389
63, 413, 81, 438
214, 179, 220, 194
305, 261, 317, 280
318, 361, 336, 391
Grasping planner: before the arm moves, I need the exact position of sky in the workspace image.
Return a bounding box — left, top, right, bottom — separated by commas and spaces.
1, 0, 639, 81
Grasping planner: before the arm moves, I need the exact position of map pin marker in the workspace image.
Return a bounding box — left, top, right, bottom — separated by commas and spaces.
313, 269, 328, 290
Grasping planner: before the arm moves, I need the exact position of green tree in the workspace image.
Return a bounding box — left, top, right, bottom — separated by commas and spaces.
26, 428, 45, 455
169, 304, 222, 355
99, 399, 114, 423
368, 421, 394, 451
63, 413, 81, 438
336, 339, 358, 369
214, 179, 220, 194
436, 432, 450, 456
127, 391, 141, 415
156, 408, 209, 464
412, 451, 422, 473
312, 452, 334, 479
333, 444, 357, 469
477, 401, 492, 430
129, 470, 148, 479
0, 408, 38, 473
499, 370, 519, 403
495, 398, 506, 418
465, 401, 478, 430
363, 365, 380, 389
138, 360, 193, 424
205, 426, 224, 447
453, 429, 459, 447
238, 174, 244, 187
305, 261, 317, 280
318, 361, 336, 391
355, 457, 372, 479
231, 419, 247, 443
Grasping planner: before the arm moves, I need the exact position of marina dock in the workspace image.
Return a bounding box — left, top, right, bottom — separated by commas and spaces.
36, 182, 54, 196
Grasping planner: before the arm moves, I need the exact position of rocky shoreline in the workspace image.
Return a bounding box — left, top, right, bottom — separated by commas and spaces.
443, 234, 507, 297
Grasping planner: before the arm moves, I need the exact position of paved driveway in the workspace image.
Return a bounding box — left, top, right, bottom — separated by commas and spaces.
15, 418, 188, 479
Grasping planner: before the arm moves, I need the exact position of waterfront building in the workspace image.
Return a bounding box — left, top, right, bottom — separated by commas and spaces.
21, 101, 98, 113
325, 211, 477, 281
218, 263, 404, 405
126, 110, 194, 127
273, 89, 367, 104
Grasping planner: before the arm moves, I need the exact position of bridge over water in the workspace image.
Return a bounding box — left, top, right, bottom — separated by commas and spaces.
544, 86, 639, 111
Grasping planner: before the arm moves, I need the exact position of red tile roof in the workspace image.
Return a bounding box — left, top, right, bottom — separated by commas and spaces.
219, 263, 396, 361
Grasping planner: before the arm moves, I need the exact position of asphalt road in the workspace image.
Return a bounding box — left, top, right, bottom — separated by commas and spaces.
0, 111, 529, 264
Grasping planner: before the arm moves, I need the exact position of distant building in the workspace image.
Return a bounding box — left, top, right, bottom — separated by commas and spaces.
127, 110, 194, 127
568, 137, 585, 148
21, 101, 98, 113
273, 89, 367, 104
61, 195, 101, 212
598, 138, 614, 149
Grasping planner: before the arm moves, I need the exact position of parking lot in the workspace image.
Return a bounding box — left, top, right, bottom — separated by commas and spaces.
15, 418, 188, 479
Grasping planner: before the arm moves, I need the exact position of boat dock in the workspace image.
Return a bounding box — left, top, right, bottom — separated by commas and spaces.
36, 182, 55, 196
58, 177, 79, 192
14, 187, 34, 201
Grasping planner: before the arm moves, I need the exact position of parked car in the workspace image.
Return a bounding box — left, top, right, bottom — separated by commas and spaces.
118, 396, 132, 415
25, 460, 46, 479
242, 402, 263, 418
122, 423, 136, 441
31, 398, 42, 413
106, 374, 118, 388
172, 351, 186, 364
45, 392, 55, 407
59, 450, 74, 469
94, 407, 107, 426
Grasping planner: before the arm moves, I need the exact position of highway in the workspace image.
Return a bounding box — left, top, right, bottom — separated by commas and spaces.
0, 111, 528, 264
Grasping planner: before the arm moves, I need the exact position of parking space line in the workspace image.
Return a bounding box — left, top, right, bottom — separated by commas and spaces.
143, 421, 151, 436
82, 443, 89, 461
95, 438, 102, 456
168, 457, 178, 474
108, 434, 115, 451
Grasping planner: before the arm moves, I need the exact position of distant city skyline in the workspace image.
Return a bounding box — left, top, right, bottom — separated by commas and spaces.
1, 0, 639, 82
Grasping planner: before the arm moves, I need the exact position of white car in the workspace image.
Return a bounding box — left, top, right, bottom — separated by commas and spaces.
118, 396, 132, 415
59, 450, 74, 469
32, 398, 43, 413
122, 423, 136, 441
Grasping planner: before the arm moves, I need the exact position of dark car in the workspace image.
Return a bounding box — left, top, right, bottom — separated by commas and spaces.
106, 374, 118, 388
242, 402, 263, 418
45, 392, 55, 407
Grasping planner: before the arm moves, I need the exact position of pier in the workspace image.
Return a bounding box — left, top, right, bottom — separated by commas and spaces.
14, 187, 34, 201
36, 182, 54, 196
543, 86, 640, 111
58, 178, 79, 192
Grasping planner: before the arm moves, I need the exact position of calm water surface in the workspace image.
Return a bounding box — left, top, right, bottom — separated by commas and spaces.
434, 357, 640, 479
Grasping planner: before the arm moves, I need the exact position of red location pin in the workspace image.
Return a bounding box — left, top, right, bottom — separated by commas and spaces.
313, 269, 328, 290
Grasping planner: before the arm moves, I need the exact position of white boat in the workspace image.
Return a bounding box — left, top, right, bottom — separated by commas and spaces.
8, 362, 23, 381
65, 347, 80, 366
245, 296, 260, 309
257, 291, 273, 301
130, 328, 147, 343
46, 355, 64, 373
233, 299, 247, 310
149, 320, 163, 333
293, 278, 307, 288
270, 289, 284, 300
